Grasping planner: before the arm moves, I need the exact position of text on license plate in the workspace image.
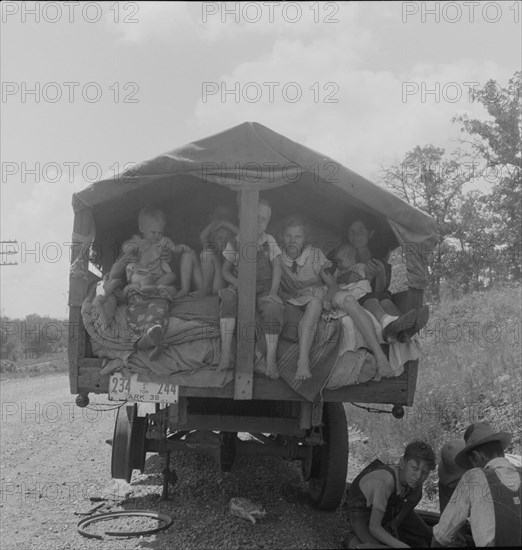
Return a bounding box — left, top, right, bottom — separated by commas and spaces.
108, 372, 178, 404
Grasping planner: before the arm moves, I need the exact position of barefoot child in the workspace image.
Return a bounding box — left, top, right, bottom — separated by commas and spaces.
106, 206, 202, 300
191, 212, 238, 298
105, 207, 203, 359
278, 216, 337, 381
218, 199, 283, 378
347, 216, 429, 342
329, 244, 420, 366
324, 244, 400, 379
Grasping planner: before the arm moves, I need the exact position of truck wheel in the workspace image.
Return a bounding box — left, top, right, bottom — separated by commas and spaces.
111, 404, 147, 483
308, 402, 348, 510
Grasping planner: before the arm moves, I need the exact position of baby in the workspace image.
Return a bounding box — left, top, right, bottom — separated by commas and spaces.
329, 244, 372, 302
106, 206, 195, 299
325, 244, 396, 379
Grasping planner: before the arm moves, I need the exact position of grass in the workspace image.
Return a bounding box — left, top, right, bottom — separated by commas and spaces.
0, 352, 69, 380
345, 283, 521, 504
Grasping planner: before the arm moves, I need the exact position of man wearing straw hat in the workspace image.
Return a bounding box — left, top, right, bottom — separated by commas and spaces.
432, 422, 521, 547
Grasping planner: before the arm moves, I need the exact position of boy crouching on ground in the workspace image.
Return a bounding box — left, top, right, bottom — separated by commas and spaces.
345, 440, 436, 548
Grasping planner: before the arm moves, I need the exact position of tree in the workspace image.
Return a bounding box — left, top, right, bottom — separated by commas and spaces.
453, 71, 521, 279
451, 191, 505, 292
0, 316, 23, 362
23, 314, 54, 358
380, 145, 472, 300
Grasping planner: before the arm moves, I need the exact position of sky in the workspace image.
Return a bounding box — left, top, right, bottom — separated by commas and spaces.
1, 1, 520, 319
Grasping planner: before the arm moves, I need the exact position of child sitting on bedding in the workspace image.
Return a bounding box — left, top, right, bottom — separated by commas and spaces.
325, 244, 418, 379
218, 199, 283, 379
278, 215, 337, 381
105, 206, 202, 300
191, 206, 238, 298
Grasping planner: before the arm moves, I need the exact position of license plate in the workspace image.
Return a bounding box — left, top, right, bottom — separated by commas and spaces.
108, 372, 178, 404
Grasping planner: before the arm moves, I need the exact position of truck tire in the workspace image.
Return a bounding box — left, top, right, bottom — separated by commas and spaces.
308, 402, 348, 510
111, 404, 147, 483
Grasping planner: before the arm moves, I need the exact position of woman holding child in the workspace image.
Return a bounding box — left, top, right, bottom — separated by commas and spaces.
278, 216, 395, 381
345, 216, 429, 342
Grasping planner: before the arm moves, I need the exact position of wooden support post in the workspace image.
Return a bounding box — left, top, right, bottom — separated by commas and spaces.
405, 361, 418, 406
311, 400, 323, 427
68, 205, 94, 394
178, 397, 187, 425
299, 402, 312, 430
234, 189, 259, 400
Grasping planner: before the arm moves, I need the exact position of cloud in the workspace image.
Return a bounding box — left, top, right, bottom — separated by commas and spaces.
104, 2, 199, 43
4, 1, 517, 319
104, 2, 361, 44
192, 32, 514, 183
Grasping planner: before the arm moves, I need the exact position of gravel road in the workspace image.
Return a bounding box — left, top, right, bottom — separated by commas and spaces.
1, 373, 363, 549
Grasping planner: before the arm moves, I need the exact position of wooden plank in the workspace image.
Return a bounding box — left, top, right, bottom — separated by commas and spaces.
178, 397, 187, 425
181, 365, 413, 405
180, 376, 304, 400
77, 361, 110, 394
321, 368, 410, 403
68, 207, 94, 395
311, 400, 323, 426
299, 402, 312, 430
68, 306, 82, 394
74, 357, 414, 408
405, 360, 418, 406
82, 358, 104, 368
68, 207, 94, 307
234, 189, 259, 400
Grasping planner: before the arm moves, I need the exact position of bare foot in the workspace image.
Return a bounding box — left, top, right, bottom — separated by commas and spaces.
156, 285, 177, 299
174, 289, 189, 299
376, 352, 394, 379
190, 288, 209, 299
157, 284, 176, 292
295, 357, 312, 380
265, 357, 279, 379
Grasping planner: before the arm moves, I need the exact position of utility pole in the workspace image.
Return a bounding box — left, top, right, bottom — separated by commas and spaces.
0, 240, 18, 266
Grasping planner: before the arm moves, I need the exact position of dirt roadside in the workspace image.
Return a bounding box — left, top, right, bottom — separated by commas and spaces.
1, 373, 366, 550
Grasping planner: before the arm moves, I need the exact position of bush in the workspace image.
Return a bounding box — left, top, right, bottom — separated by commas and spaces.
346, 285, 521, 491
0, 360, 15, 373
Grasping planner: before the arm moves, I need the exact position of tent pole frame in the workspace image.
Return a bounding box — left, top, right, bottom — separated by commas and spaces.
234, 189, 259, 400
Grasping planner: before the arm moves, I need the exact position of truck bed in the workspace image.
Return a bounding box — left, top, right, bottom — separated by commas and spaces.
73, 357, 418, 406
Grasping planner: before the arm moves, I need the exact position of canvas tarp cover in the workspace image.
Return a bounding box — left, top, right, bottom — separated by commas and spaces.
73, 122, 438, 289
